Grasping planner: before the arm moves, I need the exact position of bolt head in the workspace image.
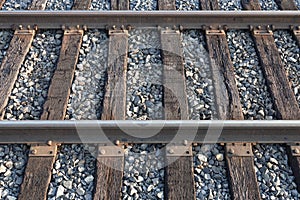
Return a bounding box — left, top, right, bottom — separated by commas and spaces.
228, 148, 234, 154
168, 149, 174, 154
100, 149, 106, 155
31, 149, 37, 154
294, 148, 300, 154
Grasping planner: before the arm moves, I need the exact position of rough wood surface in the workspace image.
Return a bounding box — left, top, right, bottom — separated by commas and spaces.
111, 0, 129, 10
226, 156, 261, 200
18, 157, 55, 200
94, 31, 127, 200
253, 33, 300, 119
241, 0, 261, 10
275, 0, 298, 10
165, 156, 195, 200
94, 157, 124, 200
101, 31, 128, 120
0, 0, 5, 9
206, 32, 244, 120
199, 0, 220, 10
0, 30, 34, 119
29, 0, 47, 10
158, 0, 175, 10
161, 31, 188, 120
73, 0, 92, 10
287, 147, 300, 191
41, 30, 83, 120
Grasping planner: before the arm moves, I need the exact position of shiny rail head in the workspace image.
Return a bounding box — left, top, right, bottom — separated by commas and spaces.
0, 120, 299, 144
0, 11, 300, 29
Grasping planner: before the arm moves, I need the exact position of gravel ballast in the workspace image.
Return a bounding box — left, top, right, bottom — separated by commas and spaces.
4, 30, 62, 120
0, 145, 28, 200
0, 30, 13, 66
259, 0, 279, 10
254, 144, 300, 200
1, 0, 32, 10
122, 144, 164, 200
194, 144, 231, 200
47, 145, 96, 200
130, 0, 157, 10
45, 0, 74, 10
227, 30, 277, 120
66, 30, 108, 120
176, 0, 199, 10
90, 0, 110, 10
182, 30, 215, 120
273, 30, 300, 107
126, 29, 163, 120
295, 0, 300, 9
218, 0, 242, 10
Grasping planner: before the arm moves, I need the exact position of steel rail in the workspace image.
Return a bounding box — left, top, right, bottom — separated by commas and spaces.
0, 121, 299, 144
0, 11, 300, 29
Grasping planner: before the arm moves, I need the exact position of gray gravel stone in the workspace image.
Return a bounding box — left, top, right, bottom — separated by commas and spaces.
193, 144, 231, 200
45, 0, 74, 10
122, 144, 164, 199
66, 30, 108, 120
182, 30, 215, 120
48, 145, 96, 200
1, 0, 32, 10
126, 29, 163, 120
273, 30, 300, 107
4, 30, 62, 120
218, 0, 242, 10
227, 30, 277, 120
90, 0, 110, 10
254, 144, 300, 200
295, 0, 300, 9
0, 145, 28, 200
0, 30, 13, 66
130, 0, 157, 10
259, 0, 279, 10
176, 0, 199, 10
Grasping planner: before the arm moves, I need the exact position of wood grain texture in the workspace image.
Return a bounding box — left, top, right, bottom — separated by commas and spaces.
29, 0, 47, 10
253, 33, 300, 119
241, 0, 261, 10
94, 157, 124, 200
101, 31, 128, 120
161, 31, 188, 120
226, 156, 261, 200
111, 0, 129, 10
73, 0, 92, 10
0, 0, 5, 9
287, 148, 300, 191
41, 30, 83, 120
275, 0, 298, 10
18, 157, 55, 200
199, 0, 220, 10
0, 31, 34, 119
158, 0, 175, 10
165, 156, 195, 200
206, 33, 244, 120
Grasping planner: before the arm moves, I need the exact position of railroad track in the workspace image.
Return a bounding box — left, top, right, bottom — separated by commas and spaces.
0, 0, 300, 200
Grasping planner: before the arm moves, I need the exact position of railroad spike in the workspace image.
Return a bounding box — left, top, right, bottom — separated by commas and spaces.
31, 149, 37, 155
83, 25, 88, 31
179, 25, 183, 32
294, 148, 300, 154
47, 140, 52, 146
115, 140, 120, 145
